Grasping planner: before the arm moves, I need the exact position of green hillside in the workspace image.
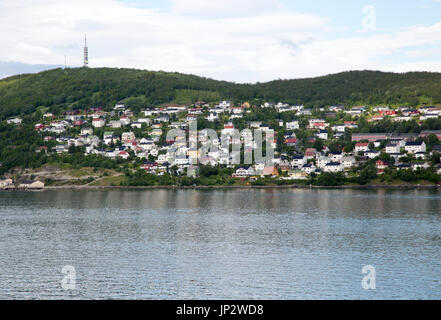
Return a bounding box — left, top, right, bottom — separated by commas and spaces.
1, 67, 441, 119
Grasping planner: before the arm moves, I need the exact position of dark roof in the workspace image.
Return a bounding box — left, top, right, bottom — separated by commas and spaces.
405, 141, 424, 146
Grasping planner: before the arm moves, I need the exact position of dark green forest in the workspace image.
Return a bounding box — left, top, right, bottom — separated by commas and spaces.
1, 68, 441, 119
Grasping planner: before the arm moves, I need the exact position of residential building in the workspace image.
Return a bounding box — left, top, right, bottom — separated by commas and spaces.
405, 141, 426, 154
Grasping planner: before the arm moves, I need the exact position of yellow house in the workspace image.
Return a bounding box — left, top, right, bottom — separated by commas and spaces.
151, 129, 162, 136
288, 170, 308, 180
187, 148, 199, 158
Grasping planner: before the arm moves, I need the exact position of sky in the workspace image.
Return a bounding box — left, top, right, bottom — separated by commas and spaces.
1, 0, 441, 82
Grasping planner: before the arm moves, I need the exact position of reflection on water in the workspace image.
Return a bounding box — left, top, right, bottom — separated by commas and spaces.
0, 189, 440, 299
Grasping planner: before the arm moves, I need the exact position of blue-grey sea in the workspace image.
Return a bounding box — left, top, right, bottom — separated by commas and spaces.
0, 189, 440, 299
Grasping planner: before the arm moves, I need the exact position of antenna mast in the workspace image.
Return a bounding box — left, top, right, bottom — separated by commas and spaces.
83, 35, 89, 67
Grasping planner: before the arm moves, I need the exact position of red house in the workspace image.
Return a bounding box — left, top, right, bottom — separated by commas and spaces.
378, 110, 397, 116
284, 138, 298, 146
34, 123, 45, 131
376, 160, 388, 171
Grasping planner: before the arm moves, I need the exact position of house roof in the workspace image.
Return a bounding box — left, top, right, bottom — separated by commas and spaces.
405, 141, 424, 146
285, 138, 298, 144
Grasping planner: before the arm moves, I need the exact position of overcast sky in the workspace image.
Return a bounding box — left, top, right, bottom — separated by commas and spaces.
2, 0, 441, 82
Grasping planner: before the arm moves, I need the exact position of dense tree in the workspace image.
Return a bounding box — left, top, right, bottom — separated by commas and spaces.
2, 68, 441, 120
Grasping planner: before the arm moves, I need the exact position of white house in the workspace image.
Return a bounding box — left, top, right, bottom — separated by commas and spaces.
286, 121, 300, 130
385, 143, 400, 154
175, 156, 190, 166
138, 118, 151, 125
122, 132, 136, 142
219, 101, 232, 108
316, 130, 328, 140
116, 150, 130, 159
233, 166, 255, 178
301, 164, 316, 174
412, 162, 430, 171
317, 156, 330, 168
92, 118, 105, 128
81, 127, 93, 135
341, 156, 356, 169
291, 155, 306, 168
109, 120, 122, 128
120, 117, 131, 126
222, 123, 236, 135
405, 141, 426, 154
249, 121, 263, 128
329, 152, 343, 162
332, 124, 346, 133
365, 150, 381, 159
206, 113, 218, 122
131, 122, 142, 129
355, 143, 369, 153
323, 162, 344, 173
415, 152, 426, 160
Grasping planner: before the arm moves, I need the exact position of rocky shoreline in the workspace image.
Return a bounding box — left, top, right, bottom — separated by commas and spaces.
38, 184, 440, 190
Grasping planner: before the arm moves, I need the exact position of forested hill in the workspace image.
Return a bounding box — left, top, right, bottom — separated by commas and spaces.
1, 67, 441, 119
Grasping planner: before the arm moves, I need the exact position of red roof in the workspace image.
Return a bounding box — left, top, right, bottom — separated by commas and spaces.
285, 138, 298, 144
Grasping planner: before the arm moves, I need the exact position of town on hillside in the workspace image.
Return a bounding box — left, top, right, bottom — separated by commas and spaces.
2, 101, 441, 188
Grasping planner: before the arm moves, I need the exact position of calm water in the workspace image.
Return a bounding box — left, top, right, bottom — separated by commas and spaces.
0, 188, 440, 300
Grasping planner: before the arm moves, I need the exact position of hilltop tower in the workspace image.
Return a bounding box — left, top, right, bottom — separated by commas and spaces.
83, 35, 89, 67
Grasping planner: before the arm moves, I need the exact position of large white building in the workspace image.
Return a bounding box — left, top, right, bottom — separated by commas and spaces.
323, 162, 344, 173
405, 141, 426, 154
286, 121, 300, 130
92, 118, 105, 128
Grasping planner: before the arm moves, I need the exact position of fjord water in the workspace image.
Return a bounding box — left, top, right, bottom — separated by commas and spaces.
0, 189, 440, 300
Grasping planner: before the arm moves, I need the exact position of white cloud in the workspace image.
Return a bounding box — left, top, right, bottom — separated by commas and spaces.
171, 0, 283, 18
381, 61, 441, 73
406, 47, 441, 58
1, 0, 441, 82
